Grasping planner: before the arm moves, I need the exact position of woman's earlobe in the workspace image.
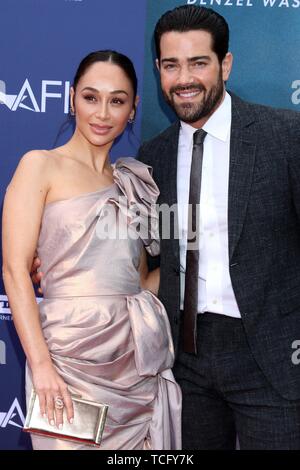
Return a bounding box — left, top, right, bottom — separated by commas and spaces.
128, 105, 137, 124
69, 87, 76, 116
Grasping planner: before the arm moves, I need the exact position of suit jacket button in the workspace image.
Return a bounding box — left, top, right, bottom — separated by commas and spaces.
174, 316, 179, 325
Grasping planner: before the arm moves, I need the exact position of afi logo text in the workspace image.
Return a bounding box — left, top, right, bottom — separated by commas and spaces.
0, 398, 25, 429
0, 79, 70, 113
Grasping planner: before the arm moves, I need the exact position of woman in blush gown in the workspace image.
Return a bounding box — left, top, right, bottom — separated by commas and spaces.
2, 50, 181, 450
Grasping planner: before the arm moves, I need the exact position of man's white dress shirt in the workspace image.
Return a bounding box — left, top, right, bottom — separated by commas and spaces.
177, 92, 241, 318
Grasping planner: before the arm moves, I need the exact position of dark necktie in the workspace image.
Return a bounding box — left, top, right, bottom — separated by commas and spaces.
183, 129, 207, 354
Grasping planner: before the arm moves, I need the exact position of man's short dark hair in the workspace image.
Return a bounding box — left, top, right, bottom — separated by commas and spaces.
154, 5, 229, 64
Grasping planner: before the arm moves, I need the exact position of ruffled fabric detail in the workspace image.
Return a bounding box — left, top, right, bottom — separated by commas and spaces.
126, 289, 182, 450
113, 158, 160, 256
127, 289, 174, 376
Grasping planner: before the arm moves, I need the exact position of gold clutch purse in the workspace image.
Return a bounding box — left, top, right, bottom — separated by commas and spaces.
23, 390, 108, 447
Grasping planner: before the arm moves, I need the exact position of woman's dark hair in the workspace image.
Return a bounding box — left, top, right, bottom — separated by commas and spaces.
154, 6, 229, 64
73, 50, 137, 105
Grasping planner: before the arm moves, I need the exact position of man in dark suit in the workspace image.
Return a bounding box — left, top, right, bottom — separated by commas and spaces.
138, 5, 300, 449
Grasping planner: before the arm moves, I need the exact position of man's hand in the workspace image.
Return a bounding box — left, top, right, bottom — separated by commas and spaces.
30, 255, 43, 294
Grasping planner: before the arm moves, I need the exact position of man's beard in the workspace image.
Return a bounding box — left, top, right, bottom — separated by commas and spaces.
163, 70, 224, 124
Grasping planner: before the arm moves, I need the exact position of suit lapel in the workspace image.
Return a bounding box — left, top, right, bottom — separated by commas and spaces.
228, 95, 257, 261
160, 122, 180, 262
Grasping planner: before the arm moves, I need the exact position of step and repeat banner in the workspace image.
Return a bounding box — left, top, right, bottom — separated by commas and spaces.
0, 0, 147, 450
1, 0, 299, 450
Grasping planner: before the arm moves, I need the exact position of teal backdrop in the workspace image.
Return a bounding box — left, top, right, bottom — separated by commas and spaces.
141, 0, 300, 140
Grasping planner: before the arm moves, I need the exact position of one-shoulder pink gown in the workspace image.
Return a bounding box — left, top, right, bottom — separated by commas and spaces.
25, 158, 182, 450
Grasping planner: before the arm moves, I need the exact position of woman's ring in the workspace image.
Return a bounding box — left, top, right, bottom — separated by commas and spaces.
54, 396, 64, 410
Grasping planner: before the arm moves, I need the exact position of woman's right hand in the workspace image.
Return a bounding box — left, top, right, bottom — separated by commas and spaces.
30, 254, 43, 294
31, 361, 74, 428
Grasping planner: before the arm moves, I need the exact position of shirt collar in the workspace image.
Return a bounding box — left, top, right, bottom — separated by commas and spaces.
180, 91, 231, 143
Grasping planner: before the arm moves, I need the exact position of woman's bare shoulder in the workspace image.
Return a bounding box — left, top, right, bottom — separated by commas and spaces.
19, 149, 56, 164
15, 149, 63, 180
7, 150, 58, 194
